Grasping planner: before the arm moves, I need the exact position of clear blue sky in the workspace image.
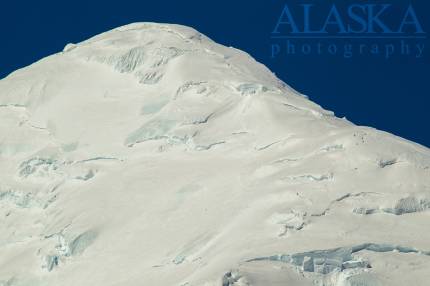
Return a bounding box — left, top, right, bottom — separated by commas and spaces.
1, 0, 429, 147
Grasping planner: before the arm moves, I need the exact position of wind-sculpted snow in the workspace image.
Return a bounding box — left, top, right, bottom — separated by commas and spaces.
0, 23, 429, 286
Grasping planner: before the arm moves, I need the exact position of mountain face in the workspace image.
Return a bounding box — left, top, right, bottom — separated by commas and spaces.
0, 23, 429, 286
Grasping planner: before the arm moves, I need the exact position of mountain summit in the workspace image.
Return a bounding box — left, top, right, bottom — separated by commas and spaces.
0, 23, 429, 286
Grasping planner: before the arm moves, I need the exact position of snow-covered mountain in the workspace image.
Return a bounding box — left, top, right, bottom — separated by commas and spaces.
0, 23, 429, 286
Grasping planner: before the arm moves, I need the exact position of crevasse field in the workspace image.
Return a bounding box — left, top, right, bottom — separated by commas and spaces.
0, 23, 429, 286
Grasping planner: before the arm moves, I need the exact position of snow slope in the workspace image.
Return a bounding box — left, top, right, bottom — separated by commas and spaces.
0, 23, 429, 286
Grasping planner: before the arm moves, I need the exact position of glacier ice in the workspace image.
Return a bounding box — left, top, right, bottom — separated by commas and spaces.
0, 22, 429, 286
248, 243, 430, 274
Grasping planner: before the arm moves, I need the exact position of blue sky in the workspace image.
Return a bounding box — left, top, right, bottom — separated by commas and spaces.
1, 0, 429, 147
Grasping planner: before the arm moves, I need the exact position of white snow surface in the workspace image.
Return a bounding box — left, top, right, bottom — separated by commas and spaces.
0, 23, 429, 286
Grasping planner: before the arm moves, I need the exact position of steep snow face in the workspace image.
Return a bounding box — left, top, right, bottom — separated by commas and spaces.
0, 23, 429, 286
